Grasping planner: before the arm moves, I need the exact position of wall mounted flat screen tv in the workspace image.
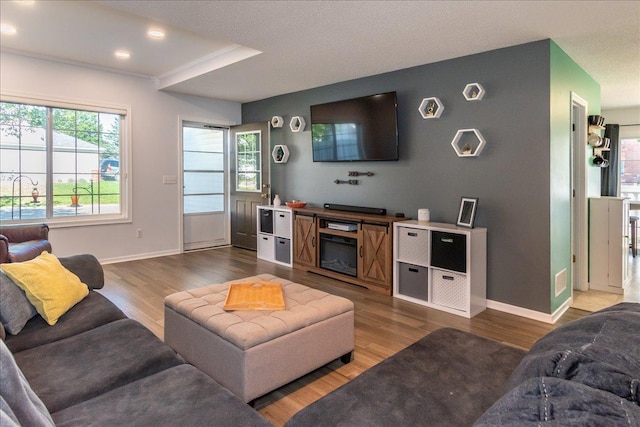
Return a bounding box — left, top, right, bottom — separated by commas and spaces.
311, 92, 398, 162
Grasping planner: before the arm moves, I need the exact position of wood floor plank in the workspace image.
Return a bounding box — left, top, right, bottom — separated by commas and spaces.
100, 247, 588, 427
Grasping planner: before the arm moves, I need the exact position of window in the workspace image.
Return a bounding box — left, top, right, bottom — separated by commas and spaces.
0, 98, 128, 225
235, 131, 261, 192
183, 123, 226, 214
620, 138, 640, 203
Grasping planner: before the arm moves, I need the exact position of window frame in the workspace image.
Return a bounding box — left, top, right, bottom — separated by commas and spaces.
0, 91, 132, 228
234, 130, 262, 193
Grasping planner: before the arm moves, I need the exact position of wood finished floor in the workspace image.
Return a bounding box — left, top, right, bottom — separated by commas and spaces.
100, 247, 588, 427
571, 253, 640, 312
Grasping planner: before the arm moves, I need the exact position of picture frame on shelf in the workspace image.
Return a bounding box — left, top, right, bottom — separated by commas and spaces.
457, 197, 478, 228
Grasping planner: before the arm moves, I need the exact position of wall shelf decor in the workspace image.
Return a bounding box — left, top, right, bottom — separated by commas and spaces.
271, 116, 284, 128
272, 144, 290, 163
588, 115, 609, 167
462, 83, 485, 101
418, 97, 444, 119
289, 116, 306, 132
451, 128, 486, 157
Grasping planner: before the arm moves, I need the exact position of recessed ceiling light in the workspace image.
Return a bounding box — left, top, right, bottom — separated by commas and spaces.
147, 29, 165, 40
0, 24, 17, 35
114, 50, 131, 60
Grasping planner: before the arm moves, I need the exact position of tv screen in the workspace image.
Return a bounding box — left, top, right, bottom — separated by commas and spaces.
311, 92, 398, 162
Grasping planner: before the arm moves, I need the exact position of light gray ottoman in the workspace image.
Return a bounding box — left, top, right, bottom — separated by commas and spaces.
164, 274, 355, 403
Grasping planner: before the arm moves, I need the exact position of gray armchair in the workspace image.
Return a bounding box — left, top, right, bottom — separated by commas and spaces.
0, 224, 52, 263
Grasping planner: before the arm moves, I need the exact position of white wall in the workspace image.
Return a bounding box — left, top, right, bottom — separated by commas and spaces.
602, 106, 640, 139
0, 52, 242, 262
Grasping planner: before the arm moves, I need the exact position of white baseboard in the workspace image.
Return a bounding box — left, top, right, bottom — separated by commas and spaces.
487, 296, 572, 324
99, 249, 181, 265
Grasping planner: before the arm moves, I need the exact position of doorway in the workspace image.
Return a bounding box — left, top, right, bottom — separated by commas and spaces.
229, 122, 271, 250
182, 122, 228, 251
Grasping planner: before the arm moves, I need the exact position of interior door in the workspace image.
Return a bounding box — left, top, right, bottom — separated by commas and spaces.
230, 122, 270, 250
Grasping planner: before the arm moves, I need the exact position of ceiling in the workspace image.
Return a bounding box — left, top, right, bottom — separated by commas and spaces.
1, 1, 638, 109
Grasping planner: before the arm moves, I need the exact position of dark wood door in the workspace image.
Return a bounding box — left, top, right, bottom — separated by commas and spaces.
229, 122, 270, 250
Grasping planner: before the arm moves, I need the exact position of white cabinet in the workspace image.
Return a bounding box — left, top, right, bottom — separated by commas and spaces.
393, 221, 487, 318
589, 197, 630, 293
257, 206, 293, 267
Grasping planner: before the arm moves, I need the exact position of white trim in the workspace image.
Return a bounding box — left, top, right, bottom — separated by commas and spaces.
570, 92, 589, 293
551, 297, 573, 323
1, 90, 129, 115
99, 249, 181, 265
0, 48, 155, 81
0, 93, 132, 226
157, 45, 261, 90
487, 298, 573, 324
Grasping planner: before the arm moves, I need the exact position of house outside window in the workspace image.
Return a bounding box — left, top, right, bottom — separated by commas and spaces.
0, 98, 129, 226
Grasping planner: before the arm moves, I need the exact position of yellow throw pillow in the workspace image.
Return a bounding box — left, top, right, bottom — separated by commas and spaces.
1, 251, 89, 325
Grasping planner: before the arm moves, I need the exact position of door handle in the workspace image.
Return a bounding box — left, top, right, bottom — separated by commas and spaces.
261, 193, 269, 199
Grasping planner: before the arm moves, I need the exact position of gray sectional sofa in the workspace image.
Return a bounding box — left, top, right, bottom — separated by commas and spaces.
475, 302, 640, 426
0, 255, 272, 427
286, 302, 640, 426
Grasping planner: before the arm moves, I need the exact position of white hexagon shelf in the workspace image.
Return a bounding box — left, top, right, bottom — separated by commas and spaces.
418, 97, 444, 119
289, 116, 306, 132
451, 128, 486, 157
272, 144, 290, 163
463, 83, 485, 101
271, 116, 284, 128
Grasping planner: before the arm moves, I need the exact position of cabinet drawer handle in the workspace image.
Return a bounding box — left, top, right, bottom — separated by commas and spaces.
407, 232, 418, 237
359, 246, 363, 257
279, 241, 286, 245
441, 238, 454, 243
408, 268, 419, 273
279, 214, 285, 218
311, 237, 315, 247
442, 275, 455, 281
262, 237, 269, 241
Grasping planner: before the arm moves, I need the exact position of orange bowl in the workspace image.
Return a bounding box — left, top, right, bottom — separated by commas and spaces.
285, 201, 307, 208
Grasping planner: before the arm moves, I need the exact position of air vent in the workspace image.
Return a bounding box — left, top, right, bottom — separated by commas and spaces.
555, 269, 567, 297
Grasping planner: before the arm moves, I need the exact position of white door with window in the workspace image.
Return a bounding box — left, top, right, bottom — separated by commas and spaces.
182, 122, 228, 250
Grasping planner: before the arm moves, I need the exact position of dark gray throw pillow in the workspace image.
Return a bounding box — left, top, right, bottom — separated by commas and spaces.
0, 269, 37, 335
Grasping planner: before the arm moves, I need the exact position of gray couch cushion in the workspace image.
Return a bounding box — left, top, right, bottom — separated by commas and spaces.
0, 269, 37, 335
507, 303, 640, 404
5, 291, 126, 353
474, 376, 640, 426
0, 340, 54, 427
14, 318, 184, 413
52, 364, 272, 427
58, 254, 104, 290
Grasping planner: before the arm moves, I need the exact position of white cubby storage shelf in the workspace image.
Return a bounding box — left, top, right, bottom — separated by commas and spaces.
393, 220, 487, 318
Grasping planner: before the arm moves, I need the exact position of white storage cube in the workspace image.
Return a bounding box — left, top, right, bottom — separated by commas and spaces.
397, 227, 429, 265
257, 234, 275, 261
431, 269, 468, 312
274, 211, 291, 239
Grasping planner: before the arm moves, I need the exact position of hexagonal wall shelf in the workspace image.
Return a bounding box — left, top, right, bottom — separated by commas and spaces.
451, 128, 486, 157
271, 116, 284, 128
462, 83, 485, 101
418, 97, 444, 119
289, 116, 305, 132
272, 144, 290, 163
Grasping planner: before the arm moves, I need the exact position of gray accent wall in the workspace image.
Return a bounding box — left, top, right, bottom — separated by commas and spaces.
243, 39, 590, 314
